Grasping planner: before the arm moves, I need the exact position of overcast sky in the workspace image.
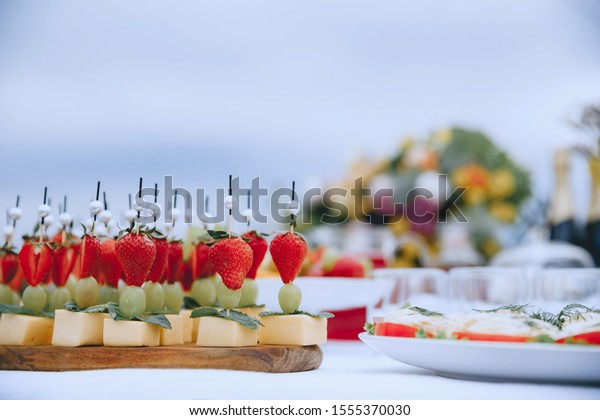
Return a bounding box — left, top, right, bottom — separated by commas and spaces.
1, 0, 599, 236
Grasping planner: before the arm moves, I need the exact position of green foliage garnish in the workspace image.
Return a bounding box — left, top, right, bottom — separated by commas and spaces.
259, 310, 334, 319
415, 328, 428, 338
0, 304, 54, 319
530, 334, 555, 343
191, 307, 262, 330
65, 301, 110, 314
364, 321, 375, 335
530, 310, 559, 327
237, 303, 265, 309
409, 306, 444, 317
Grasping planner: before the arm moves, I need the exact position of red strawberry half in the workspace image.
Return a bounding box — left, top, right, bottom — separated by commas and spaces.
51, 245, 78, 287
79, 234, 101, 279
99, 238, 122, 288
208, 237, 253, 290
190, 242, 215, 279
1, 252, 19, 285
18, 242, 55, 286
241, 231, 268, 280
165, 241, 183, 284
147, 237, 168, 283
269, 232, 308, 284
115, 232, 157, 287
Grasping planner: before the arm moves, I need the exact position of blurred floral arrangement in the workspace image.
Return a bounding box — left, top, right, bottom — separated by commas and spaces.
304, 127, 531, 265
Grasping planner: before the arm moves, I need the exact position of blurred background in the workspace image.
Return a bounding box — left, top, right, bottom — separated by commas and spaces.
1, 0, 599, 225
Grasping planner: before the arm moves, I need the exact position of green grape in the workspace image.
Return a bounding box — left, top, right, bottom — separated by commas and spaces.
0, 284, 13, 304
48, 287, 71, 311
74, 276, 100, 308
117, 279, 127, 294
11, 291, 20, 305
278, 283, 302, 313
98, 285, 120, 304
43, 284, 53, 303
163, 283, 183, 311
216, 281, 241, 309
119, 286, 146, 319
238, 279, 258, 307
22, 285, 47, 313
142, 282, 164, 312
191, 279, 217, 307
66, 274, 77, 297
211, 274, 221, 287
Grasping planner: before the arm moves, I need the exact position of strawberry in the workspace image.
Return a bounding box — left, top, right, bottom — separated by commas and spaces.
1, 251, 19, 285
99, 238, 122, 288
241, 231, 268, 280
115, 232, 156, 287
165, 241, 183, 284
190, 242, 215, 279
146, 237, 168, 283
18, 242, 55, 286
51, 245, 77, 286
208, 237, 253, 290
324, 256, 366, 278
269, 232, 308, 284
79, 234, 101, 279
180, 260, 194, 291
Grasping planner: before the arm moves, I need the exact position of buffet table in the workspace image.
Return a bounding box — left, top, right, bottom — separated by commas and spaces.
1, 341, 598, 400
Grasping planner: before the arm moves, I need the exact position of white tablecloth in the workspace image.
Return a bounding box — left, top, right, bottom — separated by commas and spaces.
1, 342, 598, 399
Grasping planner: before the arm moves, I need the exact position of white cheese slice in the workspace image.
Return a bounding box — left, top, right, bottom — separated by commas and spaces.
103, 318, 160, 347
259, 314, 327, 346
179, 309, 199, 344
51, 310, 109, 347
196, 316, 258, 347
0, 313, 54, 345
160, 314, 184, 346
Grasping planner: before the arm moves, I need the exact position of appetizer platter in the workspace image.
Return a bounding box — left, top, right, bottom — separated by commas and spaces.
0, 179, 332, 373
360, 304, 600, 383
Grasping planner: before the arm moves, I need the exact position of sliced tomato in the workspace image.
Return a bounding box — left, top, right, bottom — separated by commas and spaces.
375, 322, 431, 338
556, 331, 600, 345
454, 331, 529, 342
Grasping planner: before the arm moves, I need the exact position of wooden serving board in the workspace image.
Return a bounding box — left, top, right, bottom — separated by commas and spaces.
0, 345, 322, 373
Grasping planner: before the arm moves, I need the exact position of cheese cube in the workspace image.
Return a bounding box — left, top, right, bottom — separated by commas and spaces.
103, 319, 160, 347
237, 306, 266, 319
160, 314, 184, 346
196, 316, 258, 347
52, 310, 109, 347
259, 314, 327, 346
0, 313, 54, 345
179, 309, 199, 344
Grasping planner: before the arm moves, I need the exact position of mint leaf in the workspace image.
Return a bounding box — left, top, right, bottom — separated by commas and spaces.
138, 314, 172, 329
0, 304, 54, 319
237, 303, 265, 309
190, 307, 262, 330
364, 321, 375, 335
183, 296, 200, 309
106, 303, 172, 329
65, 301, 111, 314
259, 310, 334, 319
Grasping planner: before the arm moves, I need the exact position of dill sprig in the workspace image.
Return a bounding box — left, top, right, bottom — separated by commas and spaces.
530, 310, 560, 327
409, 306, 444, 317
556, 303, 599, 328
473, 304, 530, 314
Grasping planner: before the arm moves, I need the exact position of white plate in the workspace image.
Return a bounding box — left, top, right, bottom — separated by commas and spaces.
359, 332, 600, 384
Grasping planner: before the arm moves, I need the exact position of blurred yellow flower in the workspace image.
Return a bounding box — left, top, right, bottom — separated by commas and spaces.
489, 201, 518, 223
489, 169, 516, 199
399, 135, 415, 151
481, 239, 502, 258
432, 128, 452, 145
451, 164, 491, 206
